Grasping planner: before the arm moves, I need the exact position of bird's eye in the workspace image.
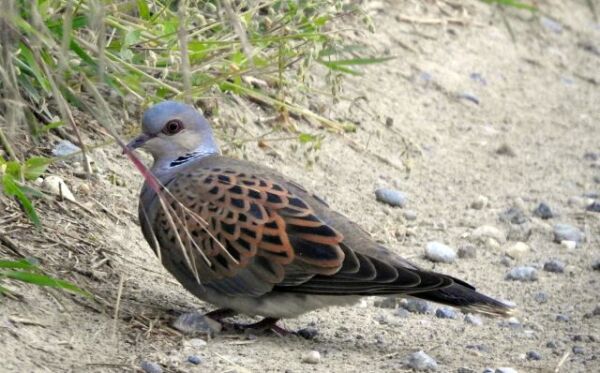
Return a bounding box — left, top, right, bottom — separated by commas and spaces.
162, 120, 183, 135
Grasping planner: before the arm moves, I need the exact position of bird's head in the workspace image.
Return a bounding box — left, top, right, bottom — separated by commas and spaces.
126, 101, 218, 163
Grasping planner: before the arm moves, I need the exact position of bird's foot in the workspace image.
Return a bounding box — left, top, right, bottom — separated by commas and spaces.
226, 317, 294, 337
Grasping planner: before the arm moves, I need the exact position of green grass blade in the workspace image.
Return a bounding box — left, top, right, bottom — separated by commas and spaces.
0, 259, 36, 269
2, 174, 41, 227
2, 271, 90, 297
23, 157, 51, 180
480, 0, 537, 11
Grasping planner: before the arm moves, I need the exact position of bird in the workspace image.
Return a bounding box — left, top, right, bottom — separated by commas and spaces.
126, 101, 512, 333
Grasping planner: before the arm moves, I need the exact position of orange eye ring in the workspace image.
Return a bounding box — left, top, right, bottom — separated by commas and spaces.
162, 119, 183, 135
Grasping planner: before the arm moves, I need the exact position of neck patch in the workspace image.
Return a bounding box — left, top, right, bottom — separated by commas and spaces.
169, 152, 200, 167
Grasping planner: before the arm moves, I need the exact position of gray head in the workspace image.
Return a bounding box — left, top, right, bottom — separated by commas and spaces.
127, 101, 219, 169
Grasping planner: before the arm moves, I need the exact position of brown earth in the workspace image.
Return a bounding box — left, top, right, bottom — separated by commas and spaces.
1, 1, 599, 372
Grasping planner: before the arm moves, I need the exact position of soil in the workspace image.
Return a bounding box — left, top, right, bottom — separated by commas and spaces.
1, 1, 599, 372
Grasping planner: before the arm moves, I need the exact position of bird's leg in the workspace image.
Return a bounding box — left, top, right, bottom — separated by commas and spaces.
232, 317, 294, 337
204, 308, 237, 322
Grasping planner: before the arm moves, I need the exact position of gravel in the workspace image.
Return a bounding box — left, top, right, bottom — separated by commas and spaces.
499, 207, 528, 225
593, 260, 600, 271
505, 266, 538, 281
471, 225, 506, 244
495, 368, 518, 373
458, 244, 477, 258
470, 195, 488, 209
297, 327, 319, 340
505, 242, 530, 259
141, 361, 163, 373
556, 314, 570, 322
435, 308, 457, 319
301, 350, 321, 364
533, 202, 554, 219
187, 355, 202, 365
173, 312, 222, 335
553, 224, 584, 246
425, 242, 457, 263
401, 299, 433, 314
375, 188, 408, 207
52, 140, 81, 157
543, 259, 565, 273
406, 350, 438, 370
587, 201, 600, 212
533, 292, 548, 303
526, 351, 542, 360
572, 346, 584, 354
464, 314, 483, 326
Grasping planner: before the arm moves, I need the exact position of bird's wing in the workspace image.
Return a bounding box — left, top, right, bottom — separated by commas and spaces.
148, 159, 458, 298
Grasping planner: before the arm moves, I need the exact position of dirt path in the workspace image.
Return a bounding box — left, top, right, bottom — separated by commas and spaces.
1, 1, 599, 372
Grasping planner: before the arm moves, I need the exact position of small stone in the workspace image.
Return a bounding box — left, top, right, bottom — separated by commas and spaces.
526, 351, 542, 360
546, 341, 558, 349
183, 338, 207, 349
553, 224, 584, 245
486, 238, 501, 250
496, 143, 516, 157
375, 188, 408, 208
402, 299, 433, 314
500, 256, 512, 267
435, 308, 457, 319
561, 240, 577, 250
187, 355, 202, 365
52, 140, 81, 157
495, 368, 518, 373
592, 260, 600, 270
297, 327, 319, 340
543, 260, 565, 273
499, 207, 528, 225
458, 244, 477, 258
586, 201, 600, 212
541, 16, 562, 33
593, 304, 600, 316
505, 242, 530, 259
403, 210, 417, 221
141, 361, 162, 373
394, 308, 411, 318
533, 203, 554, 219
572, 346, 584, 355
556, 314, 570, 322
464, 314, 483, 326
173, 312, 222, 335
499, 317, 522, 329
76, 183, 91, 195
471, 225, 506, 244
457, 368, 475, 373
301, 350, 321, 364
505, 266, 537, 281
483, 369, 494, 373
425, 242, 457, 263
41, 175, 76, 202
533, 292, 548, 303
458, 92, 480, 105
471, 195, 488, 210
507, 223, 532, 242
406, 350, 438, 370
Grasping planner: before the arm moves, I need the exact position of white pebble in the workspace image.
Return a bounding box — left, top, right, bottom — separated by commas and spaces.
553, 224, 584, 245
375, 188, 408, 208
505, 242, 530, 259
506, 266, 538, 281
425, 242, 457, 263
560, 240, 577, 250
495, 368, 518, 373
471, 225, 506, 244
465, 314, 483, 326
301, 350, 321, 364
41, 176, 76, 202
471, 195, 489, 210
406, 350, 438, 370
183, 338, 207, 349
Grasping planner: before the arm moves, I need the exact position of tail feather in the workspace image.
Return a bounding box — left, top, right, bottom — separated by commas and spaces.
413, 282, 514, 317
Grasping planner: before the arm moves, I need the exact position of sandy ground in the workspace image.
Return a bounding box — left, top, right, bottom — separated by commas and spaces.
1, 1, 599, 372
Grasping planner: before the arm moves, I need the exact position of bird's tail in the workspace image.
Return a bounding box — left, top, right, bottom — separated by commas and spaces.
413, 278, 514, 317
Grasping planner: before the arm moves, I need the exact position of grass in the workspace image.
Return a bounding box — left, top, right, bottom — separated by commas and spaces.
0, 1, 386, 295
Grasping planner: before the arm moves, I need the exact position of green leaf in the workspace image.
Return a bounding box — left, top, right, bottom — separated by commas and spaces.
0, 259, 36, 269
480, 0, 537, 11
2, 174, 41, 227
23, 157, 51, 180
2, 271, 89, 297
136, 0, 151, 20
298, 133, 317, 143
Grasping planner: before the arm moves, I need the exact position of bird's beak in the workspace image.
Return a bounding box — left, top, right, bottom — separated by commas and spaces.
124, 133, 152, 154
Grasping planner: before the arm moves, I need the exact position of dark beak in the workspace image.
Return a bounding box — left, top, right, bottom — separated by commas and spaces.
123, 133, 152, 154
